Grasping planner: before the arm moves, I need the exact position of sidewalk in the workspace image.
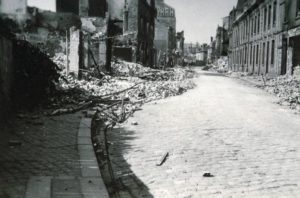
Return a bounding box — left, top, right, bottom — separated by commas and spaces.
0, 111, 109, 198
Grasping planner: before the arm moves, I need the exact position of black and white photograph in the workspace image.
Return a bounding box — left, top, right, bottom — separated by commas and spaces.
0, 0, 300, 197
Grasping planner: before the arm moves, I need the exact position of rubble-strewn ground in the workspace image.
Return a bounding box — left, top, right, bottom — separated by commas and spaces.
227, 71, 300, 112
48, 61, 197, 123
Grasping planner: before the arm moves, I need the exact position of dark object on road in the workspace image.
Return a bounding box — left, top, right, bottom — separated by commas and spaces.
156, 152, 169, 166
203, 173, 214, 177
131, 121, 138, 125
202, 65, 212, 71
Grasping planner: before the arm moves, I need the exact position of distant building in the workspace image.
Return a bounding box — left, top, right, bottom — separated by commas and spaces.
0, 0, 27, 23
215, 16, 229, 59
175, 31, 184, 65
121, 0, 156, 67
207, 37, 216, 64
227, 0, 295, 75
155, 0, 176, 66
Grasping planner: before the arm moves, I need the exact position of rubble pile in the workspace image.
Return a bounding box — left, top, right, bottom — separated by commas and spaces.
265, 75, 300, 110
112, 60, 196, 80
52, 53, 67, 71
14, 39, 60, 109
228, 71, 300, 111
49, 61, 197, 123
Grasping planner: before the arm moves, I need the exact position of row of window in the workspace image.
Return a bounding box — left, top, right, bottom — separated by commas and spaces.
231, 40, 275, 73
232, 1, 277, 47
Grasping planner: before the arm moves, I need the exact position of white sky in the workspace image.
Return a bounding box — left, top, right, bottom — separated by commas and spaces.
27, 0, 56, 11
27, 0, 238, 43
165, 0, 237, 43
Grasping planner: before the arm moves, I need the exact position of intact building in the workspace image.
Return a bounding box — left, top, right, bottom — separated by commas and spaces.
228, 0, 287, 75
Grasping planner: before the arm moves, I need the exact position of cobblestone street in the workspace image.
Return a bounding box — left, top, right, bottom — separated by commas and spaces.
108, 70, 300, 197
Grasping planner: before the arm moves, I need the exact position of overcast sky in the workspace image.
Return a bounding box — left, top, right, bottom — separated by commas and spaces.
165, 0, 237, 44
27, 0, 237, 44
27, 0, 56, 11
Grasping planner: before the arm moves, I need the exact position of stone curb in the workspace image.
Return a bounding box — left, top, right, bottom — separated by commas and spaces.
77, 117, 110, 198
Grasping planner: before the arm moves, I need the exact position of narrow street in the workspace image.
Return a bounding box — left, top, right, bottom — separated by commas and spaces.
109, 69, 300, 197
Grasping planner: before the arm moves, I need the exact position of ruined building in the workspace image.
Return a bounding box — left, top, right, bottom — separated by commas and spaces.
215, 16, 229, 59
55, 0, 110, 74
121, 0, 156, 67
56, 0, 107, 18
112, 0, 156, 67
175, 31, 185, 65
154, 0, 176, 67
228, 0, 300, 76
207, 37, 216, 64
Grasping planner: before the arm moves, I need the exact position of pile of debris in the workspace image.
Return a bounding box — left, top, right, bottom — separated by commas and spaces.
227, 70, 300, 111
265, 75, 300, 111
47, 61, 197, 124
112, 60, 195, 81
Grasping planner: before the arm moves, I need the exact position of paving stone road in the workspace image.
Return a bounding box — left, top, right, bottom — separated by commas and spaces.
0, 113, 82, 198
108, 70, 300, 198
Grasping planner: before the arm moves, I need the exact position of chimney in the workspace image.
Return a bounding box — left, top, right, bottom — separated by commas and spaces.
123, 0, 129, 33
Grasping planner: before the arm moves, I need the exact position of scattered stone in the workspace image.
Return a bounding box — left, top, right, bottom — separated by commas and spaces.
156, 152, 169, 166
131, 121, 138, 126
203, 173, 214, 177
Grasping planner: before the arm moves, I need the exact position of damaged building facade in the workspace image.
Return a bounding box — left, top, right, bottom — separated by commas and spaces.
154, 0, 176, 67
215, 16, 229, 59
228, 0, 300, 76
24, 0, 110, 76
120, 0, 156, 67
175, 31, 185, 65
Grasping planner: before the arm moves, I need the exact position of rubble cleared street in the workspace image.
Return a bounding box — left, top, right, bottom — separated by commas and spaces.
107, 69, 300, 198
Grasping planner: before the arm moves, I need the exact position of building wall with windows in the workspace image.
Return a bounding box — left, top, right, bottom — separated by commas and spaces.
228, 0, 286, 76
154, 0, 176, 66
285, 0, 300, 74
125, 0, 156, 67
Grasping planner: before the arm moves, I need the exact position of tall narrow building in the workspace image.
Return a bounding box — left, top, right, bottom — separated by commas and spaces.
154, 0, 176, 66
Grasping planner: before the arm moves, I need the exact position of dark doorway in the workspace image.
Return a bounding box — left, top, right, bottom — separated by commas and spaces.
291, 35, 300, 74
56, 0, 79, 15
266, 41, 270, 74
281, 38, 287, 75
89, 0, 107, 17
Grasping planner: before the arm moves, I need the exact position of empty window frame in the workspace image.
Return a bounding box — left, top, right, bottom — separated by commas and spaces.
268, 5, 272, 29
264, 7, 267, 31
297, 0, 300, 16
273, 1, 277, 27
262, 42, 266, 66
256, 44, 259, 65
271, 40, 275, 65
